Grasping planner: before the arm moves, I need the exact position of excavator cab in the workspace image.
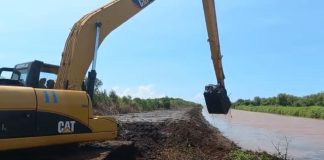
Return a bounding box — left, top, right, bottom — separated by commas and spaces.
204, 84, 231, 114
0, 60, 59, 89
14, 60, 59, 88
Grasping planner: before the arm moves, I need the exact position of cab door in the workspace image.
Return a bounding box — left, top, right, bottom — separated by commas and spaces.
0, 87, 36, 138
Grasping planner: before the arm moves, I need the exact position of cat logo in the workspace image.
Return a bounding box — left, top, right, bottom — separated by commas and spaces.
58, 121, 76, 134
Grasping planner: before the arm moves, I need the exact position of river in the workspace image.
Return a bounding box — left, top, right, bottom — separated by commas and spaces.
202, 108, 324, 160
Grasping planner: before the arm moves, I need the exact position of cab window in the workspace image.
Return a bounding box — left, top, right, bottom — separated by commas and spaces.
0, 71, 13, 79
0, 70, 20, 80
39, 71, 57, 89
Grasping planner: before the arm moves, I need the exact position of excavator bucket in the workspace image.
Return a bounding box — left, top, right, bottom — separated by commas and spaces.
204, 84, 231, 114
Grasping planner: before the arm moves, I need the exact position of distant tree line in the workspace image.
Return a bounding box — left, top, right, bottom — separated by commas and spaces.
233, 92, 324, 107
91, 79, 201, 115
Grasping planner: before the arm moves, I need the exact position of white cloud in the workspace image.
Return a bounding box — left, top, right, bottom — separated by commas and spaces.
111, 84, 165, 99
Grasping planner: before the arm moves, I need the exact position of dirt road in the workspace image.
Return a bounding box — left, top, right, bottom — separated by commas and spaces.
1, 107, 237, 160
114, 108, 190, 123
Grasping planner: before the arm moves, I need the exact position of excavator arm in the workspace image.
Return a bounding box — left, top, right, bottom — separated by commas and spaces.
202, 0, 225, 87
55, 0, 231, 114
202, 0, 231, 114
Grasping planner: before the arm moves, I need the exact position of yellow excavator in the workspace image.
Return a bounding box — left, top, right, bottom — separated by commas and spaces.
0, 0, 230, 151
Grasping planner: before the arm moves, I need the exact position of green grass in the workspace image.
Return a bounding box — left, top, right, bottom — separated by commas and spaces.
229, 149, 279, 160
235, 105, 324, 119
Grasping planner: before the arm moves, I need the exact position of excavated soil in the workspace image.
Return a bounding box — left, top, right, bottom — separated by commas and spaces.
0, 107, 237, 160
116, 107, 236, 160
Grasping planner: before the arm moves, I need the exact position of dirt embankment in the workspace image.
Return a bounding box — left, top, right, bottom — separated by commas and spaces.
0, 107, 276, 160
116, 107, 236, 159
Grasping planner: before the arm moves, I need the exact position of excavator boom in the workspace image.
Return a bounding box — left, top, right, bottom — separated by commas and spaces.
55, 0, 155, 90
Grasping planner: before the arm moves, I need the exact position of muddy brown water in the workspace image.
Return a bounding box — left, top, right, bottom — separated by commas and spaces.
203, 108, 324, 160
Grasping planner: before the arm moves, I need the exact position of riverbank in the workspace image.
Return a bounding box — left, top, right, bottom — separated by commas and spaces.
0, 107, 279, 160
235, 105, 324, 119
115, 107, 279, 160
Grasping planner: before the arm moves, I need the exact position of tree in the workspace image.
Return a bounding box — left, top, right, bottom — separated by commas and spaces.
122, 95, 132, 105
94, 78, 103, 93
253, 96, 261, 106
277, 94, 289, 106
109, 90, 118, 104
161, 97, 171, 109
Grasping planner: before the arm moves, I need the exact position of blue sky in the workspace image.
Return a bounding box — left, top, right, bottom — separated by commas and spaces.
1, 0, 324, 103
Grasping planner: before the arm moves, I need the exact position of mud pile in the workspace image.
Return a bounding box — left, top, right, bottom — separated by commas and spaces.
117, 107, 236, 160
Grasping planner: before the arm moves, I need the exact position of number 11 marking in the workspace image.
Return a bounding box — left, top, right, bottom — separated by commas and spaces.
43, 91, 58, 104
